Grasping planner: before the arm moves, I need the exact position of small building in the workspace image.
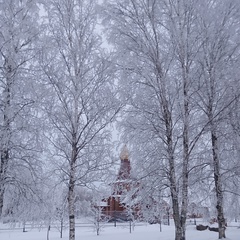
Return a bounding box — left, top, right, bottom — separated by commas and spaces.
102, 145, 136, 221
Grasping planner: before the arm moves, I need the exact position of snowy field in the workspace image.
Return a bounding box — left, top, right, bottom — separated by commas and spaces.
0, 220, 239, 240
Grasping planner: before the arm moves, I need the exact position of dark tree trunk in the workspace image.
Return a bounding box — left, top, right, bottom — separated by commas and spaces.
68, 168, 76, 240
165, 113, 186, 240
68, 138, 77, 240
211, 129, 226, 239
0, 74, 11, 217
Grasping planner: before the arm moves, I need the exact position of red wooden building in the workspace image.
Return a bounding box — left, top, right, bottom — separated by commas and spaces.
102, 145, 135, 221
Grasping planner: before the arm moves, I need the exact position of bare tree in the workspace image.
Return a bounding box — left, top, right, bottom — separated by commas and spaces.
40, 1, 120, 239
195, 1, 240, 238
164, 1, 202, 238
103, 0, 240, 240
0, 0, 41, 218
103, 1, 203, 239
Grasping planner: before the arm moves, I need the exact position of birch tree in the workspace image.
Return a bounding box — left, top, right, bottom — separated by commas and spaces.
195, 1, 240, 238
0, 0, 41, 218
40, 1, 120, 239
104, 0, 240, 239
165, 1, 202, 238
103, 1, 204, 239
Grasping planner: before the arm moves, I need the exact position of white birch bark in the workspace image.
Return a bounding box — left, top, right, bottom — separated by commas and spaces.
206, 68, 226, 239
68, 157, 76, 240
68, 99, 78, 240
211, 125, 226, 238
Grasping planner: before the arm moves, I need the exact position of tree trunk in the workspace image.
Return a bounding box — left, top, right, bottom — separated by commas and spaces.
166, 122, 185, 240
0, 150, 8, 216
176, 225, 185, 240
68, 142, 77, 240
0, 71, 11, 217
0, 188, 4, 217
162, 95, 187, 240
47, 225, 50, 240
180, 59, 190, 240
68, 176, 75, 240
168, 108, 189, 240
207, 66, 226, 238
211, 129, 226, 239
68, 171, 75, 240
60, 218, 63, 238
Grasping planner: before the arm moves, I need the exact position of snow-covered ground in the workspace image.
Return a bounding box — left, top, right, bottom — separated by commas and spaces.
0, 220, 239, 240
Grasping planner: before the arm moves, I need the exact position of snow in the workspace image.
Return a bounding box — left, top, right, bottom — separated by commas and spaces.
98, 201, 108, 207
0, 220, 239, 240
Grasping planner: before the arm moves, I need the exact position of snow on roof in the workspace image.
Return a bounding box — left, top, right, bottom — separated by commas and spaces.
120, 145, 129, 160
98, 201, 108, 207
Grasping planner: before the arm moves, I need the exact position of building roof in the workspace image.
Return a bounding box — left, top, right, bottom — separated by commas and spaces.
120, 145, 129, 160
117, 145, 131, 180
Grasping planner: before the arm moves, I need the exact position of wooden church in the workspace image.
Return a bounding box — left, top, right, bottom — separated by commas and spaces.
101, 145, 137, 221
